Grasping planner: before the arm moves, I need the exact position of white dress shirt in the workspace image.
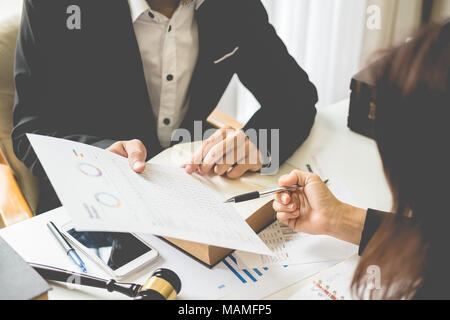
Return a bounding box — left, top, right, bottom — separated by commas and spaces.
128, 0, 199, 148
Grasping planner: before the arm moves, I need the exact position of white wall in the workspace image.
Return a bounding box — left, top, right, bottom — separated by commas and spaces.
216, 0, 367, 124
0, 0, 22, 21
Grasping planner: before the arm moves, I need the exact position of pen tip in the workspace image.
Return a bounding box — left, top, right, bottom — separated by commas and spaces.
224, 198, 234, 203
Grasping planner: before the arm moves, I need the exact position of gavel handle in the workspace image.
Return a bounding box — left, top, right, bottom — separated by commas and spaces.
29, 262, 141, 298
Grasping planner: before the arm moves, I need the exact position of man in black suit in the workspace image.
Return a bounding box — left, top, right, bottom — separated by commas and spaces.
13, 0, 318, 214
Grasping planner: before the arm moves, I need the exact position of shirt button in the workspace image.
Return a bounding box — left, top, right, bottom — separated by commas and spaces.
168, 25, 172, 32
167, 74, 174, 81
163, 118, 171, 125
148, 12, 155, 19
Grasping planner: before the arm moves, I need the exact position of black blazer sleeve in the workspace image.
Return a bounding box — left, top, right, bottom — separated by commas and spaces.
358, 209, 388, 255
359, 208, 419, 256
12, 0, 116, 178
236, 0, 318, 166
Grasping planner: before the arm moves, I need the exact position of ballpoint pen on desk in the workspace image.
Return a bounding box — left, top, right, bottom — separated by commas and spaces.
224, 180, 329, 204
47, 221, 87, 273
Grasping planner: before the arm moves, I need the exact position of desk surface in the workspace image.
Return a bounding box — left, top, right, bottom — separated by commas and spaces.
0, 99, 392, 300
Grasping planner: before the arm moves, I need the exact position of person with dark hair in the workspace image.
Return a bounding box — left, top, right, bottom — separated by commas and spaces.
273, 21, 450, 299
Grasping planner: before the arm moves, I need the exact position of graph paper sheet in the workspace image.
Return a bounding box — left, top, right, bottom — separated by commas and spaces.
234, 221, 357, 268
27, 134, 272, 255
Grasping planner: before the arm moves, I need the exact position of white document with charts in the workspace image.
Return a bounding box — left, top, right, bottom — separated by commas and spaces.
27, 134, 272, 255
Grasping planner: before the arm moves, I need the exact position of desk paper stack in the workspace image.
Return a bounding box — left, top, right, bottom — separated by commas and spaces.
27, 134, 272, 256
234, 221, 358, 268
289, 255, 361, 300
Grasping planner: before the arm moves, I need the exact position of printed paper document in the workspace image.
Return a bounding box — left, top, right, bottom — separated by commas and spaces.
27, 134, 272, 255
235, 221, 357, 268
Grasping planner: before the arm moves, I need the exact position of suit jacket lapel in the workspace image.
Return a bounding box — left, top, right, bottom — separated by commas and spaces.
186, 2, 237, 134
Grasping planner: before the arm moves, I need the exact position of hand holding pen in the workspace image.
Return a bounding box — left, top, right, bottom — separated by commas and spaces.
224, 180, 328, 203
270, 170, 363, 240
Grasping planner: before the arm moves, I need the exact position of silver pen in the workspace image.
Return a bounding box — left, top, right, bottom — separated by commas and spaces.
224, 179, 329, 204
224, 185, 301, 203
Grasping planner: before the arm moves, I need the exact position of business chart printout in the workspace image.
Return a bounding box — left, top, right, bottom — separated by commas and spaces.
27, 134, 272, 255
235, 221, 357, 268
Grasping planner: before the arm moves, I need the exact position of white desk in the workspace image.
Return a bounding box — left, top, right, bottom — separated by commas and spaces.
0, 99, 392, 300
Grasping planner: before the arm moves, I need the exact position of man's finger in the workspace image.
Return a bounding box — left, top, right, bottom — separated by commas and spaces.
226, 150, 262, 179
214, 163, 233, 176
200, 132, 240, 174
226, 163, 256, 179
125, 139, 147, 173
185, 128, 230, 174
107, 141, 127, 157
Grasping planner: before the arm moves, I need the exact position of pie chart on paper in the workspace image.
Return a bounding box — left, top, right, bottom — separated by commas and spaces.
94, 192, 121, 208
77, 163, 102, 177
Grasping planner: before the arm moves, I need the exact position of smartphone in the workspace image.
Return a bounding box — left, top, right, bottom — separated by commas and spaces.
61, 222, 158, 278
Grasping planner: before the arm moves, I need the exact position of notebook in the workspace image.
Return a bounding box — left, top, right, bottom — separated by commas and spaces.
0, 236, 51, 300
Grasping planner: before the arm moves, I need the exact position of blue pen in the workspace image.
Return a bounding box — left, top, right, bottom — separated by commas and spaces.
47, 221, 87, 273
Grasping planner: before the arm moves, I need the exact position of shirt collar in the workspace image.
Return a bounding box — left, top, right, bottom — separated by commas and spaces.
128, 0, 148, 22
128, 0, 205, 23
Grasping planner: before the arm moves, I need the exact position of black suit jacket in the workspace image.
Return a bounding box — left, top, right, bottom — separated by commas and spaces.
13, 0, 318, 212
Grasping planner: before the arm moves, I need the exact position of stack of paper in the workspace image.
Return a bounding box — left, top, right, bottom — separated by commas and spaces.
289, 255, 361, 300
235, 221, 358, 268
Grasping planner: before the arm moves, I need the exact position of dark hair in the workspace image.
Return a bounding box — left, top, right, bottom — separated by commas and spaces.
352, 21, 450, 299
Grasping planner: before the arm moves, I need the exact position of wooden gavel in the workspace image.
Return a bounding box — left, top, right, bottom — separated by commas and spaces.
30, 263, 181, 300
